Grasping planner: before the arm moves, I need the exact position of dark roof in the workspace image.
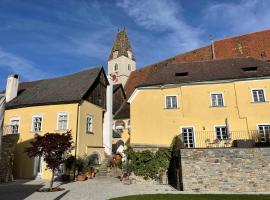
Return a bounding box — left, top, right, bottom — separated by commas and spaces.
108, 29, 135, 61
114, 102, 130, 120
6, 67, 106, 109
139, 57, 270, 87
113, 84, 123, 93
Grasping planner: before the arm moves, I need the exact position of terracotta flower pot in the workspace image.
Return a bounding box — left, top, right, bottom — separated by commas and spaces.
77, 175, 86, 181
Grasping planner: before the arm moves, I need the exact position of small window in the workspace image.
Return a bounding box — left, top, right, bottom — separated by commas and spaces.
165, 96, 177, 109
128, 64, 131, 71
32, 115, 42, 132
57, 113, 68, 130
113, 51, 118, 59
258, 125, 270, 142
211, 93, 224, 107
175, 72, 188, 77
252, 89, 265, 102
242, 67, 257, 72
86, 115, 93, 133
114, 63, 118, 71
215, 126, 228, 140
10, 117, 20, 134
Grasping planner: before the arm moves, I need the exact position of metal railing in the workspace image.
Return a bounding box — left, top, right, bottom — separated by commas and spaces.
3, 125, 19, 135
180, 130, 269, 148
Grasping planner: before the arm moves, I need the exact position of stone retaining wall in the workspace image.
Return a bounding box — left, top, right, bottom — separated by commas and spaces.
0, 134, 19, 182
181, 148, 270, 192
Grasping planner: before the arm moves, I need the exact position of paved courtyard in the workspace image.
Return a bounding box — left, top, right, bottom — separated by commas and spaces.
0, 177, 178, 200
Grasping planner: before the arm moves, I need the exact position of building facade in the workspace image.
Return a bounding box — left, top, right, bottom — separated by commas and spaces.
128, 58, 270, 149
3, 67, 109, 179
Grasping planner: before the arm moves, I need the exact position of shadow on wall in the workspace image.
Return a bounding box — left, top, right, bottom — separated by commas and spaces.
13, 138, 36, 179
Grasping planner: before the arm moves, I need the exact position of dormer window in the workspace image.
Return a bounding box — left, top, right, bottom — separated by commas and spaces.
114, 63, 118, 71
127, 50, 132, 59
113, 51, 118, 59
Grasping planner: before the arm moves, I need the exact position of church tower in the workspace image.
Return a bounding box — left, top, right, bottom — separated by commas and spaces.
108, 29, 136, 86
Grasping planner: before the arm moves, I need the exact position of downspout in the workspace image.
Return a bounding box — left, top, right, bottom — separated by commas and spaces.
211, 40, 216, 60
73, 102, 81, 179
233, 83, 249, 133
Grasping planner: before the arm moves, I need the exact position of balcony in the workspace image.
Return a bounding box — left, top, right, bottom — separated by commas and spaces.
3, 125, 19, 135
179, 130, 270, 148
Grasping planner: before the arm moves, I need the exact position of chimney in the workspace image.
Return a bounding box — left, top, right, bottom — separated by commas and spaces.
5, 74, 19, 103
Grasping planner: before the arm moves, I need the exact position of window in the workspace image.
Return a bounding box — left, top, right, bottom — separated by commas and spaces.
211, 93, 224, 107
165, 96, 178, 109
252, 89, 265, 102
182, 127, 195, 148
86, 115, 93, 133
114, 63, 118, 71
32, 115, 42, 132
128, 64, 131, 71
215, 126, 228, 140
57, 113, 68, 130
10, 117, 20, 134
258, 125, 270, 142
113, 51, 118, 59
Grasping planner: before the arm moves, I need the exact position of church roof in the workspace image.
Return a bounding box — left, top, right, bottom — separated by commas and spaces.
139, 57, 270, 87
108, 29, 135, 61
6, 67, 106, 109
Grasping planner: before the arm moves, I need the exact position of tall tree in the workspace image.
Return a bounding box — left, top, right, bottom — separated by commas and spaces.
25, 132, 73, 191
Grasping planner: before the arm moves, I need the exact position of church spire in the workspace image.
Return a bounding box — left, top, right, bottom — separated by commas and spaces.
108, 28, 135, 61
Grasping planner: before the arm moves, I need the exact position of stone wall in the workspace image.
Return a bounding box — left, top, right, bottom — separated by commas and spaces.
181, 148, 270, 192
0, 134, 19, 182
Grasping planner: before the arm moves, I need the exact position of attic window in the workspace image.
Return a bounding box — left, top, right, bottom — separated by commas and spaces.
175, 72, 189, 76
241, 67, 257, 72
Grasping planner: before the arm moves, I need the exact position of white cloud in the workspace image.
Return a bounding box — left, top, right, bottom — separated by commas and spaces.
116, 0, 202, 52
202, 0, 270, 38
0, 48, 49, 80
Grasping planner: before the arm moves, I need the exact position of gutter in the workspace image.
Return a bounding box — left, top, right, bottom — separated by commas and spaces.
73, 101, 81, 179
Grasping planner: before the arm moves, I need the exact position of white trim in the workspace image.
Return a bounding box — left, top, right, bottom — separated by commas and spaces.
256, 123, 270, 142
9, 116, 20, 134
86, 114, 93, 133
210, 92, 225, 107
31, 115, 43, 132
56, 112, 69, 131
180, 126, 196, 148
213, 124, 227, 140
128, 88, 140, 103
164, 95, 179, 109
250, 88, 267, 102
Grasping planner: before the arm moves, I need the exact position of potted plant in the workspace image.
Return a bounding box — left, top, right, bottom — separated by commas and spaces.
75, 157, 87, 181
62, 155, 75, 181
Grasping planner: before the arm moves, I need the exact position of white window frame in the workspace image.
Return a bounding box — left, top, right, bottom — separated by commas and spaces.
165, 95, 178, 109
56, 112, 69, 131
9, 116, 20, 134
86, 114, 93, 133
251, 88, 266, 103
257, 124, 270, 142
214, 125, 228, 140
210, 92, 225, 107
32, 115, 43, 132
181, 126, 196, 148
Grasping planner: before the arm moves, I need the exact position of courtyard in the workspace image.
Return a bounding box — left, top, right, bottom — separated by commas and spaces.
1, 177, 270, 200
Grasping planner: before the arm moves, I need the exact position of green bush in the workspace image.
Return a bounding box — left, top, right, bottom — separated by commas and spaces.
123, 147, 172, 180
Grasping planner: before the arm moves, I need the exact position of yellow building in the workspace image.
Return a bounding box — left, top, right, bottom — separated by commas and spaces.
128, 57, 270, 150
3, 67, 108, 179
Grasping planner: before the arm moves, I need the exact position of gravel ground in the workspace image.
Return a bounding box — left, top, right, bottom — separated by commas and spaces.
0, 177, 177, 200
1, 177, 270, 200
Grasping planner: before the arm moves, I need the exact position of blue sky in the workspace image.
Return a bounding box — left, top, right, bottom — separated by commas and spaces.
0, 0, 270, 89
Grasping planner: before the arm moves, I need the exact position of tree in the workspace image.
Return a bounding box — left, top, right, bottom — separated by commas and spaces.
25, 131, 73, 191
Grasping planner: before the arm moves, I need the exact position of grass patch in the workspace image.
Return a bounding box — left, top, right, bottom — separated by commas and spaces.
111, 194, 270, 200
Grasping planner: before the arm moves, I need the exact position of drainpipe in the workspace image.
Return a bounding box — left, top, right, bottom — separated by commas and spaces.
73, 102, 80, 179
211, 40, 216, 60
0, 94, 5, 160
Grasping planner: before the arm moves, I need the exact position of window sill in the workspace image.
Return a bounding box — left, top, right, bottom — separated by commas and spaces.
86, 131, 94, 134
251, 101, 269, 104
164, 107, 179, 110
30, 131, 42, 134
210, 106, 226, 108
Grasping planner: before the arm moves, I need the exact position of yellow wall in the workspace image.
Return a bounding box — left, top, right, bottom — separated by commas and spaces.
4, 101, 105, 179
77, 101, 105, 161
130, 79, 270, 148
